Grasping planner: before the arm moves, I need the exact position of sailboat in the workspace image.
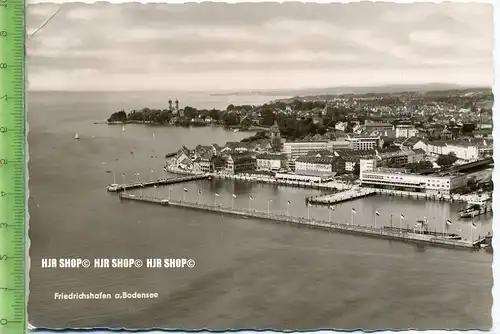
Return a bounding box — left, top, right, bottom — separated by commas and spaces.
75, 132, 80, 140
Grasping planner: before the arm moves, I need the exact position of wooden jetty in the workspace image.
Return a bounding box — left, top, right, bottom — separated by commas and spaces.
118, 193, 479, 250
107, 174, 209, 192
307, 188, 377, 205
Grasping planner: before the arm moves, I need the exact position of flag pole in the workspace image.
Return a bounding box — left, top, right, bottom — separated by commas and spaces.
287, 202, 290, 216
249, 197, 252, 211
374, 213, 377, 229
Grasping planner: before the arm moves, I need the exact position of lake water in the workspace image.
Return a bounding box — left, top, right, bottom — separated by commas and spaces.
27, 91, 492, 330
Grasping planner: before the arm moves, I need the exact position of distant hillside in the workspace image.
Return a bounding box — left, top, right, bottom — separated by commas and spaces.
211, 83, 489, 97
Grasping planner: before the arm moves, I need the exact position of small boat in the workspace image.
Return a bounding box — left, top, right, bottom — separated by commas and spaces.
75, 132, 80, 140
458, 204, 481, 219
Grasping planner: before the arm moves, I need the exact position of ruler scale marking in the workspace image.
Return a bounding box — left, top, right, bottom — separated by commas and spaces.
0, 0, 26, 333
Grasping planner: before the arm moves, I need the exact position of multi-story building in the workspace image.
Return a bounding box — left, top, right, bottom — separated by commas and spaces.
359, 160, 467, 195
413, 140, 480, 162
375, 148, 424, 167
345, 134, 383, 150
294, 156, 345, 176
223, 153, 256, 174
283, 141, 331, 160
363, 122, 394, 132
395, 125, 419, 138
256, 153, 287, 171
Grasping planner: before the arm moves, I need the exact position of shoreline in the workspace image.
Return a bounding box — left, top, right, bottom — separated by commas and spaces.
105, 120, 266, 132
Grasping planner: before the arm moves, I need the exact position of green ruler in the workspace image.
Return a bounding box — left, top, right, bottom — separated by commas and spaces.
0, 0, 26, 333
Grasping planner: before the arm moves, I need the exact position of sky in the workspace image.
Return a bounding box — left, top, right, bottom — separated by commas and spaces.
27, 1, 494, 92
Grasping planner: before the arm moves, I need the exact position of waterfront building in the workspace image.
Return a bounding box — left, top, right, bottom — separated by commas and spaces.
223, 153, 256, 174
192, 145, 215, 173
256, 153, 287, 172
359, 159, 467, 195
395, 124, 419, 138
360, 170, 466, 195
345, 134, 383, 150
294, 155, 345, 176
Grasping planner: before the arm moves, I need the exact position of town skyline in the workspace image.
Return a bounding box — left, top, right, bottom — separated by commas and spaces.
27, 2, 493, 91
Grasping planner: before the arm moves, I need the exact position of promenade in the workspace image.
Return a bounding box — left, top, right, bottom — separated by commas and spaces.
118, 193, 480, 250
308, 188, 376, 205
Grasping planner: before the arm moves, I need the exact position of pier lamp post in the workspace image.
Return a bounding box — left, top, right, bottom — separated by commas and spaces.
135, 172, 140, 182
121, 173, 126, 193
329, 206, 335, 223
286, 201, 291, 216
249, 196, 254, 211
150, 169, 154, 181
232, 193, 236, 209
307, 203, 311, 220
140, 184, 143, 197
153, 185, 156, 198
267, 199, 272, 215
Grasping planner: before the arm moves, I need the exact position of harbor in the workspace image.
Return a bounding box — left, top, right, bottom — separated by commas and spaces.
118, 192, 488, 250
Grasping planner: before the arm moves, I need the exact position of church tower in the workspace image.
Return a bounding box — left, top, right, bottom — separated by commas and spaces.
270, 120, 281, 152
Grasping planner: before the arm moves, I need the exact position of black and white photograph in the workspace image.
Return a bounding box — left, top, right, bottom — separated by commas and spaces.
27, 0, 493, 330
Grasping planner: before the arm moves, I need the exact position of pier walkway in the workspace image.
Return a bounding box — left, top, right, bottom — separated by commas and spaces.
118, 193, 477, 250
107, 174, 209, 192
307, 188, 376, 205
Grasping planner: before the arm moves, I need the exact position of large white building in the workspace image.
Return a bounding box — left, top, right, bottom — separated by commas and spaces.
346, 134, 383, 150
256, 154, 287, 171
294, 156, 345, 176
413, 140, 480, 162
395, 125, 419, 138
283, 141, 330, 160
359, 159, 466, 195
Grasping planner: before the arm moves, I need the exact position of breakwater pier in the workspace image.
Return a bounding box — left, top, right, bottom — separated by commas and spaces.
106, 174, 209, 192
118, 193, 484, 250
307, 188, 376, 205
